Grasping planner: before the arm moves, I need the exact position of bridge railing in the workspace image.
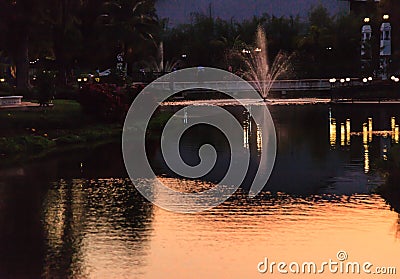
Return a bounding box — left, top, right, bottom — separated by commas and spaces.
147, 79, 332, 92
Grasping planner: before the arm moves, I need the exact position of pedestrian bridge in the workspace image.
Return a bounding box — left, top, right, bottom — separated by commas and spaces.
146, 79, 331, 93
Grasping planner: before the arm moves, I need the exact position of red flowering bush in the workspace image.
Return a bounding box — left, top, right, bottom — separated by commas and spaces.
78, 83, 130, 122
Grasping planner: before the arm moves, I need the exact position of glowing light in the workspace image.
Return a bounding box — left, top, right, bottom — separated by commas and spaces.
368, 77, 373, 81
255, 48, 262, 52
340, 123, 345, 146
243, 121, 249, 149
77, 78, 82, 82
395, 125, 399, 144
391, 76, 396, 81
368, 118, 373, 142
363, 78, 368, 83
330, 118, 337, 147
383, 146, 388, 160
256, 124, 263, 153
83, 78, 88, 82
346, 119, 351, 146
329, 78, 337, 83
364, 17, 370, 23
346, 78, 351, 82
363, 123, 368, 145
391, 117, 396, 132
340, 79, 345, 83
0, 78, 5, 83
383, 14, 389, 20
364, 144, 370, 174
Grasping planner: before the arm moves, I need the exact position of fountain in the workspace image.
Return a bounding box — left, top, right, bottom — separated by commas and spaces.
238, 26, 292, 100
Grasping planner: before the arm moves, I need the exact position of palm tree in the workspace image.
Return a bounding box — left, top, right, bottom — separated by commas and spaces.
0, 0, 40, 90
99, 0, 159, 75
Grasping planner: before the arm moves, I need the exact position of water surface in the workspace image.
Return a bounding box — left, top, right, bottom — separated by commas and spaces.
1, 104, 399, 278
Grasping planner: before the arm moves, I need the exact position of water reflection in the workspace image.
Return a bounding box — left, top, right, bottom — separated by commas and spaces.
144, 191, 400, 279
329, 109, 400, 174
42, 178, 153, 278
1, 104, 400, 278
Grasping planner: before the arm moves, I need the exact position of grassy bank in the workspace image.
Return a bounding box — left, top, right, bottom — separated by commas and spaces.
0, 99, 174, 165
0, 100, 122, 163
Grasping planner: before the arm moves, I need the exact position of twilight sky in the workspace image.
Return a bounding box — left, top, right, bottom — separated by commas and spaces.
156, 0, 349, 26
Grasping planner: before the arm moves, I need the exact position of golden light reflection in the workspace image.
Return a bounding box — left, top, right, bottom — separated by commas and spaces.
368, 118, 373, 143
391, 117, 396, 133
346, 119, 351, 146
148, 194, 400, 279
329, 118, 336, 147
363, 123, 368, 145
243, 121, 249, 149
364, 144, 370, 173
340, 123, 345, 147
256, 124, 263, 153
383, 146, 388, 161
395, 125, 399, 144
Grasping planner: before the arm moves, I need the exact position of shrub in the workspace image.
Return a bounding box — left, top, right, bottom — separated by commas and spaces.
78, 83, 131, 122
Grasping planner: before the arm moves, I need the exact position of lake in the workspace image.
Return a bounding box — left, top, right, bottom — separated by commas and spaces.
0, 103, 399, 278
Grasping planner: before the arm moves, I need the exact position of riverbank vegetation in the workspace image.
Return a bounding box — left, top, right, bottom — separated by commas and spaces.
0, 100, 122, 159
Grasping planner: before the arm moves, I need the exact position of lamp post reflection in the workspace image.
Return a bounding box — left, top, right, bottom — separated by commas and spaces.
328, 114, 400, 174
243, 120, 250, 149
340, 123, 346, 147
329, 116, 337, 148
363, 123, 368, 145
364, 143, 370, 174
346, 119, 351, 146
256, 124, 263, 153
368, 118, 373, 143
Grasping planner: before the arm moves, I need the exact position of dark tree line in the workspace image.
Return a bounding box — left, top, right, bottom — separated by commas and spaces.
162, 4, 363, 79
1, 1, 397, 91
0, 0, 160, 90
